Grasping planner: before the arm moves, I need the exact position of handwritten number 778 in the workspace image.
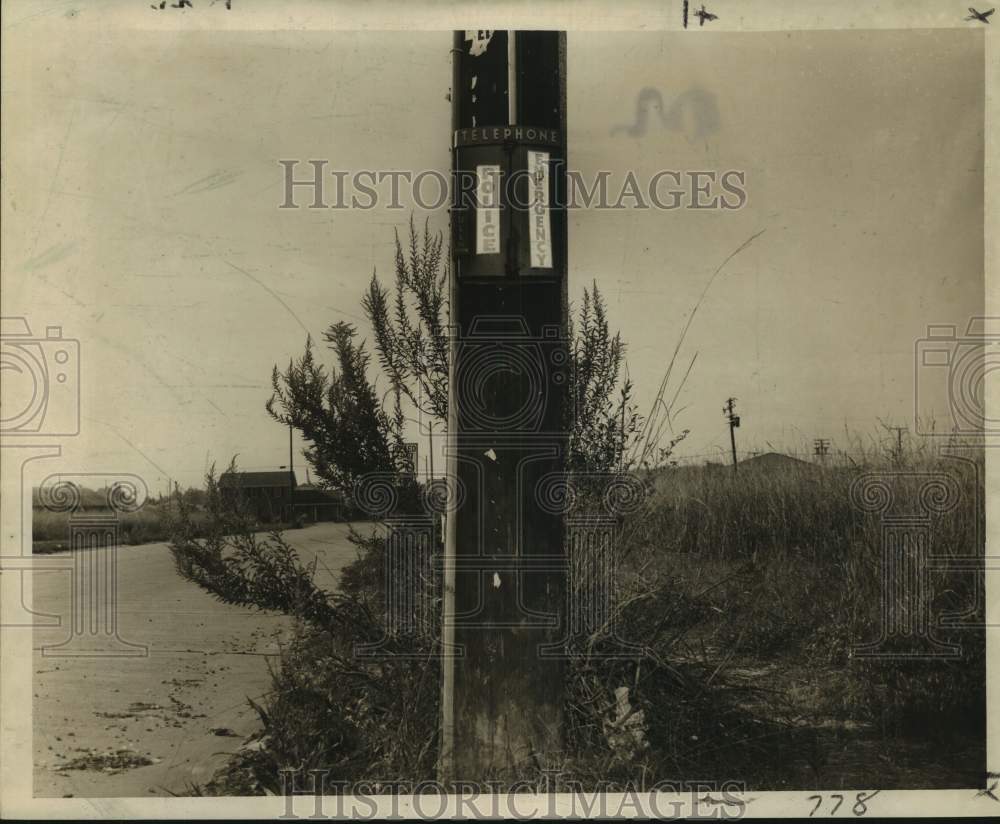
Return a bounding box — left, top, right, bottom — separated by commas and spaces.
808, 791, 881, 816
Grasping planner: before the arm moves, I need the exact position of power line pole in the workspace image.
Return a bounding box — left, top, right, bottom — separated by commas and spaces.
428, 420, 435, 482
442, 29, 568, 782
892, 426, 907, 464
724, 397, 740, 473
813, 438, 830, 465
879, 421, 908, 465
619, 397, 627, 472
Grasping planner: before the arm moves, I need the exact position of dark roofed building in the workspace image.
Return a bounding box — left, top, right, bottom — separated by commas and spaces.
219, 470, 296, 523
293, 484, 347, 522
219, 470, 297, 489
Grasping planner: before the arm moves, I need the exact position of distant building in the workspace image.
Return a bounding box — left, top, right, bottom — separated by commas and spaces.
218, 470, 296, 522
293, 484, 347, 523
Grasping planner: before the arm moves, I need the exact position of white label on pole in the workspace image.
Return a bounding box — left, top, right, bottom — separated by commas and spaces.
475, 164, 501, 255
464, 30, 494, 57
528, 151, 552, 269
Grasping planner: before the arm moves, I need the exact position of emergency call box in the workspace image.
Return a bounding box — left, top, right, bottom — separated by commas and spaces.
452, 127, 566, 280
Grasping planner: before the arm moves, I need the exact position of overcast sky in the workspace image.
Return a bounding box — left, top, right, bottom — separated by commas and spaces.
2, 26, 984, 489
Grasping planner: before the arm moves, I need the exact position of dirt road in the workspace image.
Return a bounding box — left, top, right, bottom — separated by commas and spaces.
32, 522, 366, 798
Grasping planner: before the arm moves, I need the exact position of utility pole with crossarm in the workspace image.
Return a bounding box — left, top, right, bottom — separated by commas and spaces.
724, 397, 740, 473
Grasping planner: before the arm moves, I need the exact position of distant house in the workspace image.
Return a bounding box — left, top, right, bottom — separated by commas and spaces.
218, 470, 296, 523
293, 484, 347, 523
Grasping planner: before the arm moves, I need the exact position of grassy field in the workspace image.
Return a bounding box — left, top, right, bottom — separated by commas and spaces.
32, 504, 211, 553
608, 448, 986, 787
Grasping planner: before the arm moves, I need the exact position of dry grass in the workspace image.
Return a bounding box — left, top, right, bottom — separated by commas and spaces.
33, 505, 175, 551
596, 440, 986, 786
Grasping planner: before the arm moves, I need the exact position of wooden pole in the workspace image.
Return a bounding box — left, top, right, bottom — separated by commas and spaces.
439, 29, 569, 783
428, 422, 435, 481
725, 397, 739, 473
729, 418, 738, 472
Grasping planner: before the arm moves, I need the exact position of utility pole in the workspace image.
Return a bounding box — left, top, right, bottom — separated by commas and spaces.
813, 438, 830, 465
427, 421, 435, 482
892, 426, 907, 464
288, 423, 294, 481
441, 29, 568, 782
880, 421, 908, 465
619, 398, 627, 472
724, 397, 740, 473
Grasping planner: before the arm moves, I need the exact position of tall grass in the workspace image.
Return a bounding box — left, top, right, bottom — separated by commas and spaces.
32, 503, 204, 551
617, 443, 985, 744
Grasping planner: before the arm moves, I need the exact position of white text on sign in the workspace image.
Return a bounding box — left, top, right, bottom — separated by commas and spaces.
528, 151, 552, 269
475, 164, 501, 255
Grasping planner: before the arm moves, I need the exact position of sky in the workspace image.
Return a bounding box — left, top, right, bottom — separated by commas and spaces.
2, 25, 985, 491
